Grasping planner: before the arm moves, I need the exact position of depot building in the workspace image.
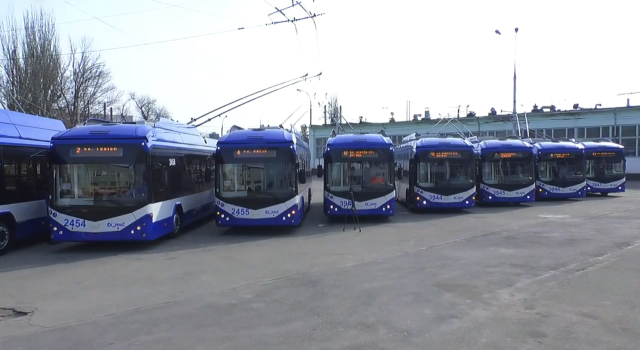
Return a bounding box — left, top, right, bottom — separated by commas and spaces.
309, 104, 640, 176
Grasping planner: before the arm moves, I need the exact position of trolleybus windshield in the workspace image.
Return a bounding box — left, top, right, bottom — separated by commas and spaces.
585, 151, 625, 178
416, 150, 474, 188
217, 147, 296, 199
51, 144, 148, 210
481, 151, 534, 185
326, 149, 393, 192
538, 152, 584, 181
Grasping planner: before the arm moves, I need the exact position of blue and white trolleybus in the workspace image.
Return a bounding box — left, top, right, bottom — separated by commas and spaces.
395, 134, 476, 210
321, 133, 395, 217
474, 138, 535, 204
48, 118, 217, 242
0, 109, 66, 255
214, 127, 311, 227
532, 139, 586, 199
580, 139, 626, 195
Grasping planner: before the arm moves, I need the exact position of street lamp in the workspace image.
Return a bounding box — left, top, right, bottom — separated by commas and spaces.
221, 115, 228, 136
496, 27, 520, 135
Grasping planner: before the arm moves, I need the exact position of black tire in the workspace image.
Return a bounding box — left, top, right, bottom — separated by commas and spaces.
167, 211, 183, 239
600, 192, 609, 197
0, 222, 14, 256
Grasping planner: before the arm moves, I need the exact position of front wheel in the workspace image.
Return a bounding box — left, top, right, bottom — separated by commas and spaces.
0, 223, 14, 256
600, 192, 609, 197
167, 212, 183, 239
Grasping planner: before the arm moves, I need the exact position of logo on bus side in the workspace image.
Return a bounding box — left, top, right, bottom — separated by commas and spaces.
364, 202, 377, 207
264, 210, 280, 216
107, 222, 126, 229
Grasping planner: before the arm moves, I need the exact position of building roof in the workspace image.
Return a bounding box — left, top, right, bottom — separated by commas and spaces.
0, 109, 66, 144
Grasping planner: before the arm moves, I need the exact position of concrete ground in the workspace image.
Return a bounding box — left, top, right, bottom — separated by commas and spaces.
1, 182, 640, 349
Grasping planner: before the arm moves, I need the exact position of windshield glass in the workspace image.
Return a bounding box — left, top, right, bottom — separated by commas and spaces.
538, 158, 584, 181
218, 162, 296, 198
585, 155, 625, 178
217, 147, 296, 199
54, 163, 147, 207
51, 144, 148, 208
327, 161, 392, 192
418, 159, 474, 188
482, 159, 534, 185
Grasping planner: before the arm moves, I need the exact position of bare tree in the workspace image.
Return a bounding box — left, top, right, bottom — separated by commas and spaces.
129, 92, 157, 121
129, 92, 172, 121
155, 105, 171, 120
0, 8, 63, 116
299, 124, 309, 142
327, 94, 340, 124
58, 37, 120, 127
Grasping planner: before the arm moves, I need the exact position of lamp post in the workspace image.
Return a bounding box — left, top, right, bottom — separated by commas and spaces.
495, 27, 520, 135
220, 115, 227, 136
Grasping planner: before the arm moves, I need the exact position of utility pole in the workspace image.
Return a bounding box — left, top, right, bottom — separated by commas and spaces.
109, 107, 113, 122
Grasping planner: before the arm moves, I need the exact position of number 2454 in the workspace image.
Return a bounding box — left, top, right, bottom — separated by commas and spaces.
63, 219, 86, 228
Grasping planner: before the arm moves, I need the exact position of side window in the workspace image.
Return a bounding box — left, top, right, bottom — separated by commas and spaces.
0, 146, 43, 204
205, 157, 214, 189
150, 149, 169, 203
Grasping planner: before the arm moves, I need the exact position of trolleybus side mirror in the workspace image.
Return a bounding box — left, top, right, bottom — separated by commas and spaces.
298, 168, 307, 184
316, 164, 323, 178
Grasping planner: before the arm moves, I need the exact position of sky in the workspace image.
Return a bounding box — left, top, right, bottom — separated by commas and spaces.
2, 0, 640, 136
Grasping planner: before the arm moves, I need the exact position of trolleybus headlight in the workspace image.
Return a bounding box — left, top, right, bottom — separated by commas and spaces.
292, 210, 296, 215
137, 226, 141, 230
53, 226, 57, 231
423, 201, 426, 204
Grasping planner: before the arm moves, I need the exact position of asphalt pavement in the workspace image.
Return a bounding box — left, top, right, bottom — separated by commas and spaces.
1, 181, 640, 349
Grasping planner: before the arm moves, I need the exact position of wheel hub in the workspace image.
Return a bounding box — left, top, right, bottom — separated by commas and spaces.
0, 227, 9, 250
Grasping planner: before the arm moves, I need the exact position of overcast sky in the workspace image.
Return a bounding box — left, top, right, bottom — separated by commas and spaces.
2, 0, 639, 135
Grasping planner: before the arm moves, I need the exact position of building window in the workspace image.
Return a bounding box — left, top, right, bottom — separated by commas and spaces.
601, 127, 610, 138
620, 125, 636, 138
553, 128, 567, 138
567, 128, 575, 138
586, 127, 600, 139
620, 138, 637, 157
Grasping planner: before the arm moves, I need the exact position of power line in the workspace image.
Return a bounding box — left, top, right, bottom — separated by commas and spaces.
0, 0, 214, 34
151, 0, 239, 22
189, 73, 311, 125
193, 71, 322, 128
0, 13, 323, 61
63, 0, 166, 54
